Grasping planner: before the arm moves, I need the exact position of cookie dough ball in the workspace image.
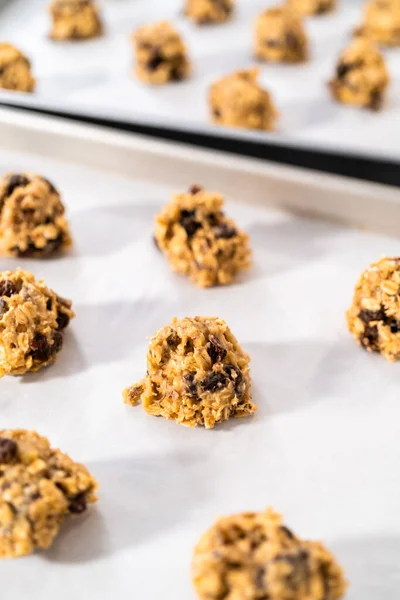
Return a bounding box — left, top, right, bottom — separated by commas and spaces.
0, 44, 35, 93
286, 0, 336, 16
193, 507, 347, 600
329, 38, 389, 110
154, 185, 251, 288
355, 0, 400, 47
0, 429, 97, 558
184, 0, 234, 24
254, 6, 308, 63
49, 0, 103, 41
209, 69, 278, 130
124, 316, 256, 429
346, 257, 400, 362
0, 173, 72, 257
0, 269, 74, 377
132, 21, 191, 85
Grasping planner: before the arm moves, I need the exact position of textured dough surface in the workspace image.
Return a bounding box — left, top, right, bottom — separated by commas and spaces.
184, 0, 234, 24
209, 69, 278, 130
192, 507, 347, 600
287, 0, 336, 15
0, 269, 74, 377
255, 6, 308, 63
0, 429, 98, 558
133, 21, 191, 84
329, 37, 389, 110
124, 316, 256, 429
355, 0, 400, 47
49, 0, 103, 40
0, 44, 35, 93
154, 185, 251, 288
0, 173, 72, 257
347, 257, 400, 361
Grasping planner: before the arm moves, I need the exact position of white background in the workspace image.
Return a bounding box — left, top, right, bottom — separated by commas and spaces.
0, 0, 399, 159
0, 141, 400, 598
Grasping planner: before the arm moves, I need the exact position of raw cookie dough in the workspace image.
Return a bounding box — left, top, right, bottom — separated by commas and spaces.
184, 0, 234, 24
124, 316, 256, 429
0, 429, 97, 558
355, 0, 400, 47
209, 69, 278, 130
0, 269, 74, 377
254, 6, 308, 63
132, 21, 190, 84
0, 44, 35, 93
346, 257, 400, 361
329, 38, 389, 110
49, 0, 103, 41
193, 507, 347, 600
286, 0, 336, 15
0, 173, 72, 257
154, 185, 251, 288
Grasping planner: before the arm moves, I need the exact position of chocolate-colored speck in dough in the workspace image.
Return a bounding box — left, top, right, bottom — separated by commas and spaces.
0, 437, 17, 463
0, 280, 16, 297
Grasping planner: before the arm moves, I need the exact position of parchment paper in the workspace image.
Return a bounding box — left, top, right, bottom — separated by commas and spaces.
0, 145, 400, 599
0, 0, 399, 160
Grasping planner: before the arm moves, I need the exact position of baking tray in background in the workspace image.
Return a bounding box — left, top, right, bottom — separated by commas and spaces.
0, 0, 399, 178
0, 109, 400, 599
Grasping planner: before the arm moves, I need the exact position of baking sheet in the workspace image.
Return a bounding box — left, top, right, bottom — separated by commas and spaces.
1, 125, 400, 599
0, 0, 400, 161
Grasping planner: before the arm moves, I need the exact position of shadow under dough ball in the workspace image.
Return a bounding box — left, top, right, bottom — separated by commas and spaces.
123, 315, 257, 429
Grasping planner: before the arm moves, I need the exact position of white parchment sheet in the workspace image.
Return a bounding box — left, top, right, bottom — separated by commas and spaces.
0, 0, 399, 159
0, 146, 400, 599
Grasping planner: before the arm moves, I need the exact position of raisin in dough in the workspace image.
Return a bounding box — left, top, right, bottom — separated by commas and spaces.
209, 69, 278, 130
49, 0, 103, 41
132, 21, 191, 84
355, 0, 400, 47
255, 6, 308, 63
0, 269, 74, 377
184, 0, 234, 24
154, 185, 251, 288
0, 430, 97, 558
0, 173, 72, 257
329, 38, 389, 110
193, 507, 347, 600
0, 44, 35, 93
287, 0, 336, 15
124, 316, 256, 429
346, 257, 400, 362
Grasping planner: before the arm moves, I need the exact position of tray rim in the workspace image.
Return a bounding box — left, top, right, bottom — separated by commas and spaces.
0, 90, 399, 165
0, 106, 399, 236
